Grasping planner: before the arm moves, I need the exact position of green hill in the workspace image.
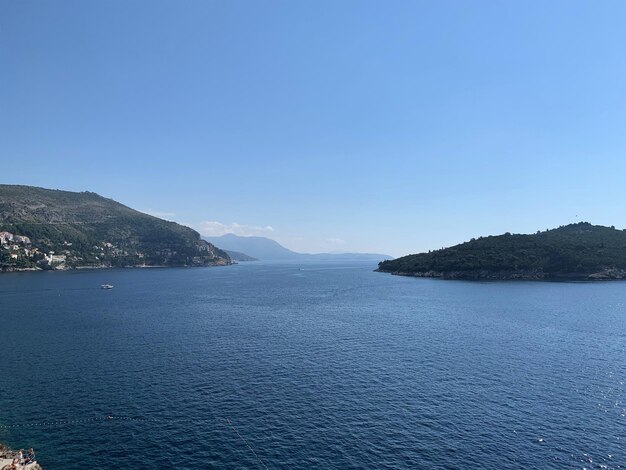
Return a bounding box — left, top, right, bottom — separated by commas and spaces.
0, 185, 230, 271
224, 250, 258, 262
377, 223, 626, 280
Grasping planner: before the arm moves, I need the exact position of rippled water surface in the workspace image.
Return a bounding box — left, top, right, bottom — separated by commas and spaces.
1, 262, 625, 469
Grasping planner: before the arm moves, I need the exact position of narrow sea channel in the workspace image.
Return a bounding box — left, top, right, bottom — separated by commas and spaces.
1, 261, 624, 468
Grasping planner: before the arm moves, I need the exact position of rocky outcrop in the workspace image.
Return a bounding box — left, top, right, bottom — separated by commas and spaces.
587, 268, 626, 280
381, 268, 626, 281
0, 444, 42, 469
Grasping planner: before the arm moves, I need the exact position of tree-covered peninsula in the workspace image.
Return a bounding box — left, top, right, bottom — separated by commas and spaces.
377, 223, 626, 280
0, 185, 230, 271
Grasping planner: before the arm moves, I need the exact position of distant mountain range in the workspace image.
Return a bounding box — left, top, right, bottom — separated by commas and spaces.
204, 233, 392, 261
377, 222, 626, 280
0, 185, 230, 271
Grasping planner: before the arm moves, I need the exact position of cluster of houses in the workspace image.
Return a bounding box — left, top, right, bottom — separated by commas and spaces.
0, 231, 31, 246
1, 231, 151, 271
0, 230, 66, 267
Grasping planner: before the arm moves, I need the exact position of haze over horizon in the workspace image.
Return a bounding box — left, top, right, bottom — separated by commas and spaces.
2, 1, 626, 257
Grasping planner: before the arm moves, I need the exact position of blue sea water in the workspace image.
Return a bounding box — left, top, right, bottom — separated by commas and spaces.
0, 261, 625, 469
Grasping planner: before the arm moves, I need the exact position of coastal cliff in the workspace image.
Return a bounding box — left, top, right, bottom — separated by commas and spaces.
377, 223, 626, 281
0, 185, 231, 271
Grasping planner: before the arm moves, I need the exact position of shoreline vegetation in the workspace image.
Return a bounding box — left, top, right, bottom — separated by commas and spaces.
1, 263, 230, 274
377, 222, 626, 281
0, 185, 231, 273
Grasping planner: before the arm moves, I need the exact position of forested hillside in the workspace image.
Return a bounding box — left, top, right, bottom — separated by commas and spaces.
0, 185, 230, 270
377, 223, 626, 280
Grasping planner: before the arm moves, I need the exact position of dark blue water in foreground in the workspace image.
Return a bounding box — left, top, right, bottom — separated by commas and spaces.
1, 262, 625, 469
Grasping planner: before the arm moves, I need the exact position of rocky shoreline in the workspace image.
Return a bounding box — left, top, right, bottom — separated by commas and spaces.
376, 267, 626, 281
0, 444, 41, 470
0, 260, 231, 273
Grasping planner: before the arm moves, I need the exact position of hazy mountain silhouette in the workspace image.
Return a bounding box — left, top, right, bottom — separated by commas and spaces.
204, 234, 391, 261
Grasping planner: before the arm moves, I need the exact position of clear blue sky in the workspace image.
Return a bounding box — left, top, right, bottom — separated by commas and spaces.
2, 1, 626, 257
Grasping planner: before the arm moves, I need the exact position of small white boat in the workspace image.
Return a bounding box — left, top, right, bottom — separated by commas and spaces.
100, 284, 114, 289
